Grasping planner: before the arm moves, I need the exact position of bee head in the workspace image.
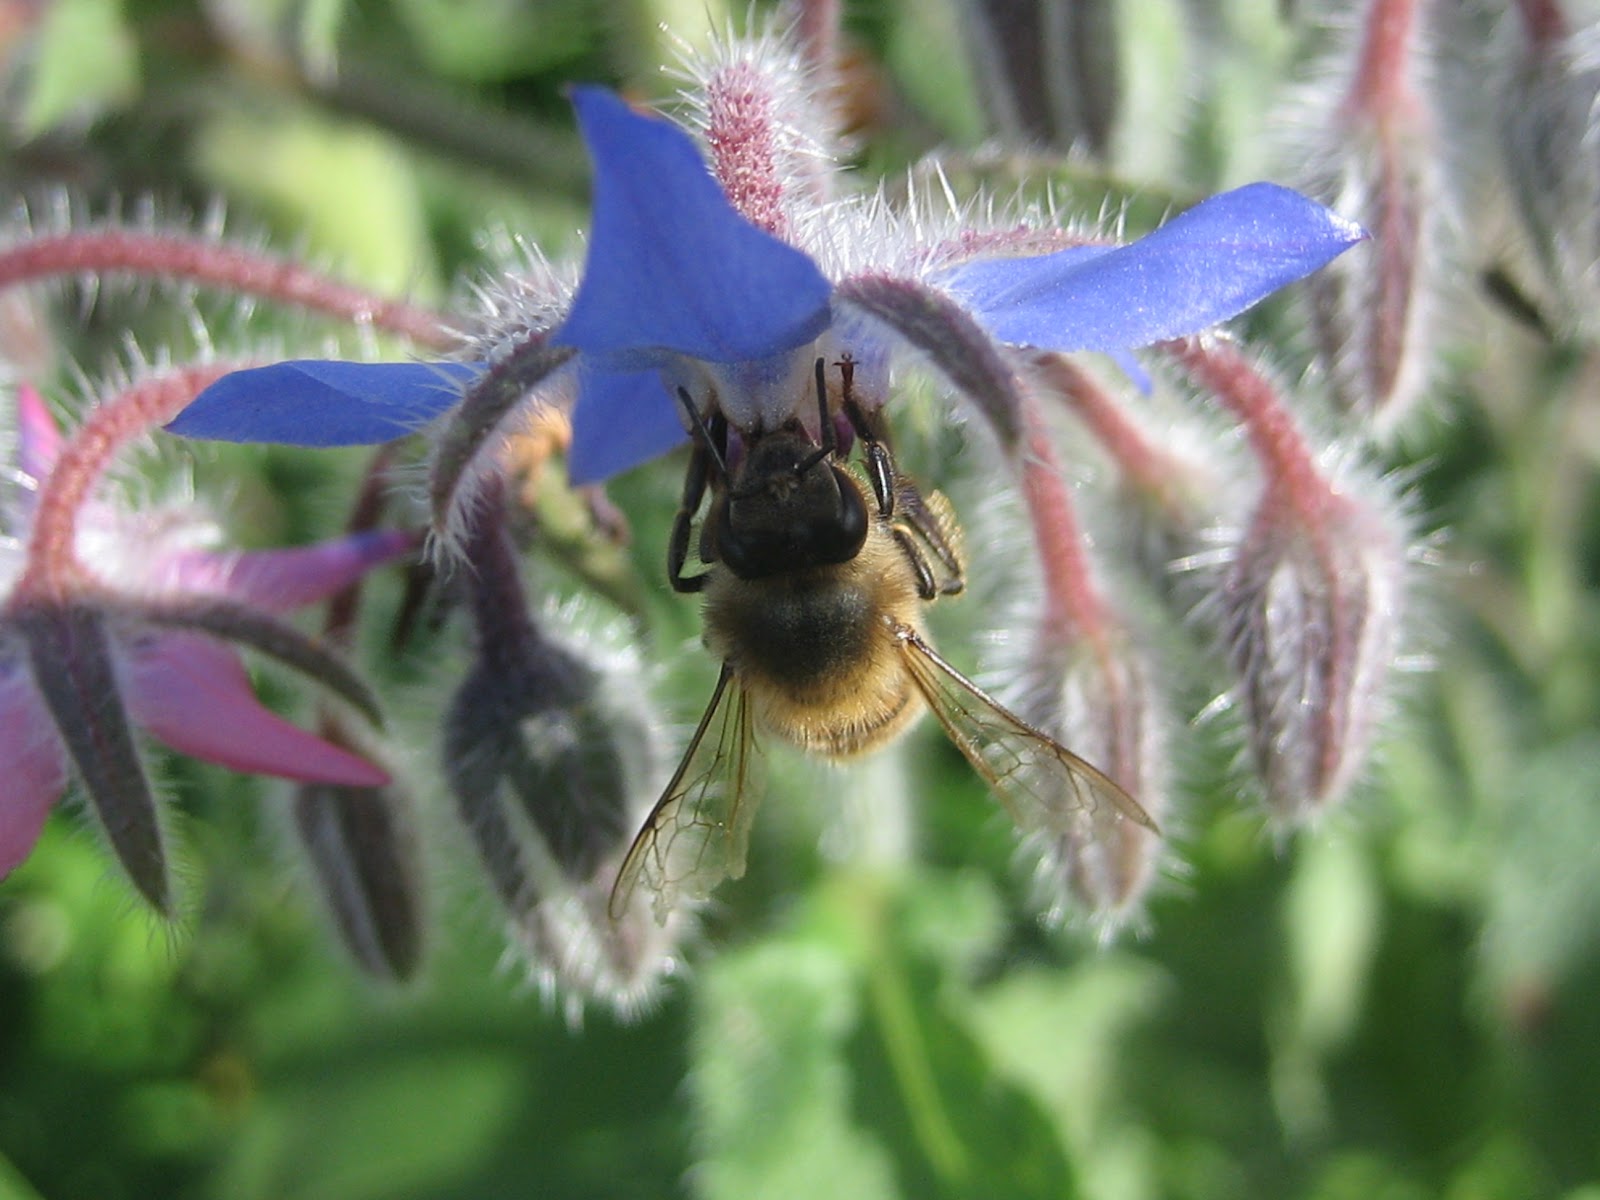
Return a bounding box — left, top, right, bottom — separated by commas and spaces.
715, 430, 869, 579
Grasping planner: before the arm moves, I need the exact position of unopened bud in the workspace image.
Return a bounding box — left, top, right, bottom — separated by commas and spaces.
293, 720, 426, 982
1218, 480, 1407, 821
1014, 634, 1169, 934
442, 502, 676, 1015
958, 0, 1122, 157
444, 641, 635, 888
1163, 337, 1412, 820
1496, 24, 1600, 335
1287, 0, 1445, 429
17, 603, 170, 912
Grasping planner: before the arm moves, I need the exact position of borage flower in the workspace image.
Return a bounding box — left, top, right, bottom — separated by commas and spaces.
166, 53, 1365, 929
169, 86, 1364, 501
0, 380, 411, 912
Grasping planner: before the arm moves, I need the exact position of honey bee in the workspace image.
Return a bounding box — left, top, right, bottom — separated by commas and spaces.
610, 358, 1158, 920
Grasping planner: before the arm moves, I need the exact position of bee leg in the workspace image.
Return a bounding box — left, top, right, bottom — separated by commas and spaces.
835, 359, 896, 520
831, 356, 964, 597
844, 402, 896, 520
894, 484, 965, 596
862, 434, 896, 520
669, 400, 720, 594
891, 527, 940, 601
668, 516, 707, 593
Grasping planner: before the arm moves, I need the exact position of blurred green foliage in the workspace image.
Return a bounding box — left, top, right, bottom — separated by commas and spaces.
2, 0, 1599, 1198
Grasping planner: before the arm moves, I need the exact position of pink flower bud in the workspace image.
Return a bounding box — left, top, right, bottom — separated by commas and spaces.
1220, 481, 1406, 819
1168, 338, 1411, 819
1013, 634, 1169, 932
1287, 0, 1446, 429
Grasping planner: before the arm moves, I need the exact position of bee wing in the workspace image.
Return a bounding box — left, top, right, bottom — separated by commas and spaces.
894, 624, 1159, 838
608, 663, 764, 923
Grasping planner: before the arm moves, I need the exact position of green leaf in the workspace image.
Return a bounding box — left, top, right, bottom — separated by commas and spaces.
394, 0, 592, 81
297, 0, 351, 84
885, 3, 984, 145
1303, 1152, 1431, 1200
1282, 832, 1380, 1053
1268, 833, 1380, 1143
691, 935, 899, 1200
193, 109, 439, 298
209, 1052, 523, 1200
19, 0, 139, 137
1479, 735, 1600, 1001
968, 958, 1167, 1199
0, 1152, 48, 1200
848, 880, 1080, 1200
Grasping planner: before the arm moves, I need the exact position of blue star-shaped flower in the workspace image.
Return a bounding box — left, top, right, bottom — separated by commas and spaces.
168, 87, 1364, 486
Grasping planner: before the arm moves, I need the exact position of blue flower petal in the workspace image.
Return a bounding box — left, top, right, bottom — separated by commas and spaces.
937, 183, 1366, 352
168, 361, 479, 445
567, 367, 685, 484
553, 87, 832, 368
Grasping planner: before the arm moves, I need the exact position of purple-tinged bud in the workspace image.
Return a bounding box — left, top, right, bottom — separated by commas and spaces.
288, 448, 426, 983
1287, 0, 1445, 430
441, 497, 679, 1016
956, 0, 1122, 157
293, 719, 426, 983
997, 397, 1170, 929
1495, 14, 1600, 335
1168, 338, 1409, 821
1012, 634, 1169, 934
1222, 492, 1405, 819
444, 640, 635, 890
14, 602, 170, 911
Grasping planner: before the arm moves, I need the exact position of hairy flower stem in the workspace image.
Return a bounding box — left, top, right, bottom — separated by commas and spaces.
462, 484, 543, 662
1019, 407, 1108, 641
323, 448, 405, 647
1339, 0, 1428, 413
1162, 339, 1330, 523
1016, 398, 1141, 788
10, 364, 237, 603
1033, 353, 1193, 529
1347, 0, 1422, 120
0, 231, 459, 349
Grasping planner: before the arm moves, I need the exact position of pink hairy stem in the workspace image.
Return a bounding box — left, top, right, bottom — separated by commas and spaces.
10, 363, 238, 604
0, 230, 460, 350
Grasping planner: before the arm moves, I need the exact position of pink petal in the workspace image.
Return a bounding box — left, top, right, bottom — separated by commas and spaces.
15, 383, 63, 483
158, 530, 418, 615
122, 633, 390, 787
0, 664, 69, 876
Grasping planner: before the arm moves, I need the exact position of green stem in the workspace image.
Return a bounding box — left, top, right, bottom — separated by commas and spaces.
862, 885, 970, 1188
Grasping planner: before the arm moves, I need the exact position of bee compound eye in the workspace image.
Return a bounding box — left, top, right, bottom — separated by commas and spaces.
817, 467, 869, 563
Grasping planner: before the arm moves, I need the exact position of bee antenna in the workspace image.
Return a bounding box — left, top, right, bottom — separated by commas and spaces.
677, 386, 731, 478
796, 357, 836, 476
